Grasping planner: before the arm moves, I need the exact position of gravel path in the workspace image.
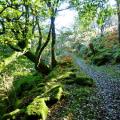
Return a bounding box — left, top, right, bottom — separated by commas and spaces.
75, 57, 120, 120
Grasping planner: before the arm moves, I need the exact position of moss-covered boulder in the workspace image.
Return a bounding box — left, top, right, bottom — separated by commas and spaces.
26, 97, 49, 120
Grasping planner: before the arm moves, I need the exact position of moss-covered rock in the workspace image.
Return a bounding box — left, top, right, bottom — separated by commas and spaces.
26, 97, 49, 120
45, 85, 63, 101
0, 53, 95, 120
65, 73, 76, 80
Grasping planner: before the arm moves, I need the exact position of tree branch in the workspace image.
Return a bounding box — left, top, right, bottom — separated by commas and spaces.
35, 16, 42, 56
37, 23, 52, 64
11, 12, 24, 22
8, 44, 21, 52
0, 7, 8, 14
0, 4, 23, 15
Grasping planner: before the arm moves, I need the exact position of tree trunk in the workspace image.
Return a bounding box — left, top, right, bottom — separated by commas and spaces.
35, 16, 42, 56
51, 16, 57, 68
100, 25, 104, 37
24, 51, 50, 75
89, 43, 96, 55
118, 10, 120, 43
35, 60, 50, 75
8, 45, 50, 75
37, 24, 52, 60
24, 51, 37, 63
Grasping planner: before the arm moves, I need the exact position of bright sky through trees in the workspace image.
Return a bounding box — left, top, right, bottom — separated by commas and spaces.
56, 9, 77, 30
55, 3, 77, 31
55, 0, 116, 31
109, 0, 116, 6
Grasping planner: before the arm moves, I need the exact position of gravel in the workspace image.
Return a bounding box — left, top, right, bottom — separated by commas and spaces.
75, 57, 120, 120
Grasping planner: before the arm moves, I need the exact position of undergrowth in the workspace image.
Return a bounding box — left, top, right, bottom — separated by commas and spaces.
0, 54, 96, 120
77, 30, 120, 66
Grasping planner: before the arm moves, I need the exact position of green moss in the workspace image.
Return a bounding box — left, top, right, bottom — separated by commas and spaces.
93, 65, 120, 78
26, 97, 49, 120
2, 109, 25, 120
56, 72, 75, 81
55, 87, 63, 100
0, 52, 22, 72
0, 49, 95, 120
47, 85, 63, 100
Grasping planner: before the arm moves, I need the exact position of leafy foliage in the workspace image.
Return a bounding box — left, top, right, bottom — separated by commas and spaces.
76, 30, 120, 65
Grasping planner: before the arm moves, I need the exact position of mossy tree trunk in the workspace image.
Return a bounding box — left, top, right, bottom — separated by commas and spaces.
89, 43, 96, 55
51, 14, 57, 68
1, 1, 59, 75
24, 51, 50, 75
8, 45, 50, 75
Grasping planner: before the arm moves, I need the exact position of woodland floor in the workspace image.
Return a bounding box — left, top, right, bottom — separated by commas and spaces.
47, 55, 120, 120
1, 53, 120, 120
75, 55, 120, 120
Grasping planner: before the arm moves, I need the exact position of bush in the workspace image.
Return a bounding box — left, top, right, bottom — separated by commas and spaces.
78, 31, 120, 65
